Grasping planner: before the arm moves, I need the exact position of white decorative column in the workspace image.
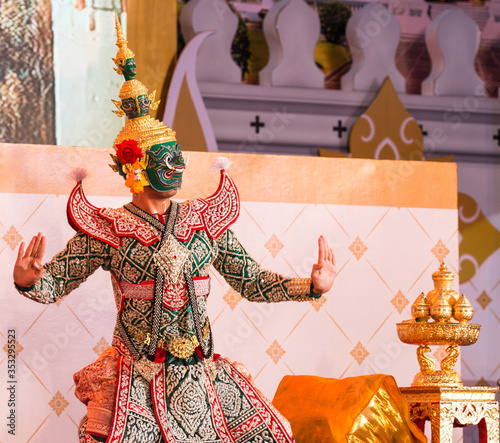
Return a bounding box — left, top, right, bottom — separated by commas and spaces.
179, 0, 240, 83
341, 2, 405, 93
259, 0, 323, 88
422, 8, 485, 96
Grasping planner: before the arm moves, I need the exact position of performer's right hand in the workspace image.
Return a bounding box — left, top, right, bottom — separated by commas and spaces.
13, 232, 46, 288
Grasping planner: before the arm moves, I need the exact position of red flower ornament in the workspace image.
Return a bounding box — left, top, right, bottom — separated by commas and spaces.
116, 139, 142, 164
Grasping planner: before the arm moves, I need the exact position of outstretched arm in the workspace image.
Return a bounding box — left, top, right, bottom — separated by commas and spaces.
213, 229, 336, 302
13, 232, 111, 304
310, 236, 336, 296
13, 232, 46, 289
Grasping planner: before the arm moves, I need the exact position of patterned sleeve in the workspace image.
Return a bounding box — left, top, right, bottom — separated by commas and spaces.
16, 232, 111, 304
212, 229, 317, 303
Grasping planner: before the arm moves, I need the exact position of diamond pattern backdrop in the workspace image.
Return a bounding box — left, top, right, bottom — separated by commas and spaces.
0, 146, 458, 442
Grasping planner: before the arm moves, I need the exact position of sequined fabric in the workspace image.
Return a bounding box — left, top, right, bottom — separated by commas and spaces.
19, 208, 310, 442
214, 230, 313, 303
74, 347, 120, 438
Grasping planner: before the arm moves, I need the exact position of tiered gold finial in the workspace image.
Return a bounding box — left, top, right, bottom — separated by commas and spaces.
426, 262, 457, 307
411, 293, 430, 323
430, 290, 453, 323
109, 15, 176, 193
453, 294, 474, 323
397, 262, 480, 387
112, 14, 135, 76
407, 262, 475, 324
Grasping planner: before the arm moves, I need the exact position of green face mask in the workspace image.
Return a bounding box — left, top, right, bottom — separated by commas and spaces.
137, 94, 151, 117
122, 57, 137, 81
145, 141, 185, 192
121, 97, 138, 119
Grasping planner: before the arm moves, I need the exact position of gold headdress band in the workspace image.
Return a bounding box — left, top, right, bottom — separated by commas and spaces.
114, 116, 177, 153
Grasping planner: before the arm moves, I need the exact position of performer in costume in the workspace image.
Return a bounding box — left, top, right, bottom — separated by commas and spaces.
13, 18, 336, 443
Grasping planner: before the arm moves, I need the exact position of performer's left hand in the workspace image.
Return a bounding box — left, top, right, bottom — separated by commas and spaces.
311, 236, 336, 296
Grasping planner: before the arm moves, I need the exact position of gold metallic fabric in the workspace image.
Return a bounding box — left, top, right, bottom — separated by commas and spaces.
272, 374, 426, 443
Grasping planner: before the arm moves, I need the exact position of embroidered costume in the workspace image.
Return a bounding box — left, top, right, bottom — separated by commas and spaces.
16, 16, 319, 443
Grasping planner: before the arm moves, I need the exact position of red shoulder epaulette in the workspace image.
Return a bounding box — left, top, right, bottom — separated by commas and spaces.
66, 170, 240, 247
175, 170, 240, 241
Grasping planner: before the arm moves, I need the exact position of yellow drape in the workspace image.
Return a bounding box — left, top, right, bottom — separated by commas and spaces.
272, 374, 427, 443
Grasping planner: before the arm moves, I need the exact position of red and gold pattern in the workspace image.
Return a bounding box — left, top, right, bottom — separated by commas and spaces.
22, 166, 316, 443
99, 206, 159, 246
202, 365, 236, 442
73, 347, 120, 439
118, 280, 156, 301
151, 368, 183, 443
106, 356, 133, 443
114, 276, 210, 310
175, 171, 240, 242
104, 338, 294, 443
67, 182, 126, 248
219, 359, 294, 442
193, 276, 210, 298
201, 171, 240, 241
175, 199, 208, 241
67, 170, 240, 248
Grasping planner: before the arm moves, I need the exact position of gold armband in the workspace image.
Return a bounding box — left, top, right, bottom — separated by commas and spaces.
285, 278, 313, 297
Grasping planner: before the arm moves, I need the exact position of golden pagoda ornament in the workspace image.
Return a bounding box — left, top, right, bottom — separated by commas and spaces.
430, 290, 453, 323
396, 262, 480, 387
426, 262, 457, 307
453, 294, 474, 323
411, 292, 430, 323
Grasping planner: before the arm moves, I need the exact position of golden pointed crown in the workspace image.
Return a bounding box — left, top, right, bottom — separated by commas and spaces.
110, 16, 175, 161
112, 14, 135, 75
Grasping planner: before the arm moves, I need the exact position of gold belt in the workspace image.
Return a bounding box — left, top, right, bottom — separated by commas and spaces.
124, 322, 209, 360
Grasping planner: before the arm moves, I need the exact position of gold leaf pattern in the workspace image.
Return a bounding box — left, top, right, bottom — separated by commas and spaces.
223, 288, 242, 310
349, 237, 367, 260
265, 234, 284, 258
309, 296, 326, 312
477, 291, 492, 310
350, 341, 369, 365
433, 345, 447, 362
266, 340, 285, 364
2, 225, 22, 251
391, 290, 409, 314
92, 337, 110, 356
48, 391, 69, 417
3, 339, 23, 358
431, 239, 449, 262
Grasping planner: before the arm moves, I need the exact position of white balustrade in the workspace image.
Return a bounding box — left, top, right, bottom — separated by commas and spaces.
179, 0, 241, 83
171, 0, 499, 161
259, 0, 323, 88
393, 0, 431, 39
422, 8, 485, 97
341, 2, 405, 93
177, 0, 492, 98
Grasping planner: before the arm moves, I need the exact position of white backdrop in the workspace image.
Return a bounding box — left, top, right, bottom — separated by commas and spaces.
0, 145, 459, 442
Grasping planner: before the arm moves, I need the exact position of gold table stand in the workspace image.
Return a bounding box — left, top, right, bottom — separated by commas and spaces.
400, 386, 499, 443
